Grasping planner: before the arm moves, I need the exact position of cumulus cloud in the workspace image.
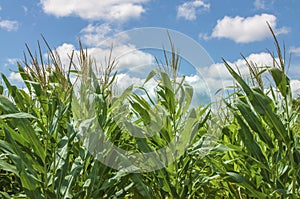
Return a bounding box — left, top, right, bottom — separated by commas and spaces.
205, 52, 274, 80
0, 19, 19, 31
114, 73, 145, 93
9, 72, 23, 83
55, 43, 76, 69
80, 23, 114, 47
197, 52, 277, 97
290, 47, 300, 57
201, 52, 300, 98
211, 13, 288, 43
54, 43, 155, 78
40, 0, 148, 22
77, 23, 154, 74
87, 45, 155, 74
177, 0, 210, 20
291, 79, 300, 97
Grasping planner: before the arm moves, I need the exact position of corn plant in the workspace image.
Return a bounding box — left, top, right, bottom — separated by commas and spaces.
71, 40, 222, 198
212, 25, 300, 198
0, 26, 299, 198
0, 39, 129, 198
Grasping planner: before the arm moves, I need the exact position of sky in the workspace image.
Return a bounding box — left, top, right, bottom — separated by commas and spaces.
1, 0, 300, 102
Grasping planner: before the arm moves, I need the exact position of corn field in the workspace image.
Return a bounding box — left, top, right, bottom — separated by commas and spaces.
0, 28, 299, 198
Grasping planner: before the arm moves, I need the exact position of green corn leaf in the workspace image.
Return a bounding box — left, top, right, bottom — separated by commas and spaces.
130, 101, 150, 125
4, 128, 40, 191
0, 84, 3, 95
0, 95, 18, 114
130, 174, 153, 199
17, 120, 46, 163
123, 121, 147, 138
252, 88, 287, 141
0, 159, 18, 175
0, 96, 46, 162
160, 71, 173, 90
17, 63, 32, 93
0, 191, 11, 198
234, 112, 268, 165
1, 74, 27, 111
0, 139, 15, 154
144, 69, 159, 84
236, 99, 274, 148
182, 83, 193, 113
131, 93, 151, 111
225, 172, 267, 199
157, 84, 175, 114
0, 121, 29, 148
176, 109, 198, 153
269, 67, 290, 98
136, 138, 153, 153
224, 61, 288, 143
0, 112, 36, 119
100, 169, 129, 191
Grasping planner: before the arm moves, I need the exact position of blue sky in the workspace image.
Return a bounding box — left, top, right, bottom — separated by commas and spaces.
1, 0, 300, 98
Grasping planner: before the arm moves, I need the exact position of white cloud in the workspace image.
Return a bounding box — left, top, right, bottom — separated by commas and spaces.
254, 0, 266, 9
0, 19, 19, 31
55, 42, 155, 78
211, 13, 288, 43
4, 58, 18, 67
108, 52, 286, 102
86, 44, 155, 74
73, 24, 155, 74
254, 0, 275, 10
205, 52, 274, 80
177, 0, 210, 21
55, 43, 76, 69
115, 73, 144, 93
290, 47, 300, 57
291, 79, 300, 97
200, 52, 300, 99
80, 23, 113, 47
40, 0, 148, 22
198, 33, 210, 40
9, 72, 23, 83
196, 52, 277, 97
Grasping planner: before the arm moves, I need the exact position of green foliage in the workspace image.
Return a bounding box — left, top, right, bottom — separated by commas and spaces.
213, 26, 300, 198
0, 28, 299, 198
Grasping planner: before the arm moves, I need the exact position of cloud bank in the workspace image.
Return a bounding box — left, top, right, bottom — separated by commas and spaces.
211, 13, 288, 43
40, 0, 149, 22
